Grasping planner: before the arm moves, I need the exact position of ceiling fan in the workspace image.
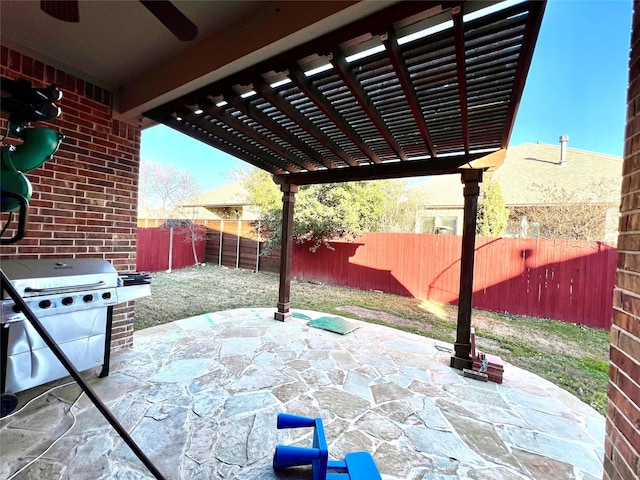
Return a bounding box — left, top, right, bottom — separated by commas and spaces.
40, 0, 198, 42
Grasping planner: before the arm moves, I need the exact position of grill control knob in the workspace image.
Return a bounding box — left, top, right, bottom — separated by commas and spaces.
12, 305, 21, 313
39, 300, 52, 309
102, 292, 111, 300
62, 297, 74, 306
83, 294, 93, 303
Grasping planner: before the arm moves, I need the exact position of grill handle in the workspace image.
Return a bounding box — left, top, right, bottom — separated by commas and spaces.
24, 280, 106, 294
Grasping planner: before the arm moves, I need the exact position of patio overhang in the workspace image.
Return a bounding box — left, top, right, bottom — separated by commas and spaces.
144, 0, 545, 369
144, 1, 544, 183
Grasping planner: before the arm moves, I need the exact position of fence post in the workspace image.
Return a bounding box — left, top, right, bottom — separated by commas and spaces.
256, 221, 261, 273
168, 226, 174, 272
236, 218, 241, 269
219, 220, 223, 266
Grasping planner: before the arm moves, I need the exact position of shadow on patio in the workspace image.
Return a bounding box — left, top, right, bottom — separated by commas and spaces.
2, 308, 604, 480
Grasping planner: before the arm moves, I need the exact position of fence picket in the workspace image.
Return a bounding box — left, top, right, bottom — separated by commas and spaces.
137, 226, 206, 272
138, 224, 616, 329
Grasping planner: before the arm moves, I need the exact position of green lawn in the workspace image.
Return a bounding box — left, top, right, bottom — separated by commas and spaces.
135, 264, 610, 415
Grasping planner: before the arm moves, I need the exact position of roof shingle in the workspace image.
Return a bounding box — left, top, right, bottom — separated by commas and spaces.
414, 142, 622, 206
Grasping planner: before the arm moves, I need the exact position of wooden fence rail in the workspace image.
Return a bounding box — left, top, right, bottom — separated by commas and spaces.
291, 233, 616, 329
138, 224, 616, 329
136, 226, 206, 272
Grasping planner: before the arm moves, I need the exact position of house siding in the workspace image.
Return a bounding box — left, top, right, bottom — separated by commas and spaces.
1, 48, 140, 351
605, 3, 640, 479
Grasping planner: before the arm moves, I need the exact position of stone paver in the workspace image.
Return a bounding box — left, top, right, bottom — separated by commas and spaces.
1, 308, 605, 479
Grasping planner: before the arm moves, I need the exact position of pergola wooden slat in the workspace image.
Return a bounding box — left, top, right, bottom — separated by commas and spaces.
145, 0, 545, 369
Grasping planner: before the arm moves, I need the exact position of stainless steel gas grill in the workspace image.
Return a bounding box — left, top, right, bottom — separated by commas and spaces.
0, 258, 149, 394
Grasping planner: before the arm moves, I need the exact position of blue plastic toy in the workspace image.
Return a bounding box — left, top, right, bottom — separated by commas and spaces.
273, 413, 382, 480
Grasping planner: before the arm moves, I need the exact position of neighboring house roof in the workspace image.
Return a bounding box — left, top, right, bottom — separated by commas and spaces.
137, 205, 182, 220
179, 181, 261, 221
182, 181, 252, 208
137, 204, 219, 221
138, 182, 259, 222
414, 142, 623, 207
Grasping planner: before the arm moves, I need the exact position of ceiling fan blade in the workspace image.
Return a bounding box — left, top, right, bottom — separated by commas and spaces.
139, 0, 198, 42
40, 0, 80, 22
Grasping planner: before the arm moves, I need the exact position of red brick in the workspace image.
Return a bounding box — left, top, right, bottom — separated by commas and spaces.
615, 372, 640, 426
611, 445, 635, 480
618, 330, 640, 366
611, 344, 640, 382
609, 383, 640, 436
59, 144, 89, 156
611, 400, 640, 458
609, 425, 640, 476
17, 246, 56, 254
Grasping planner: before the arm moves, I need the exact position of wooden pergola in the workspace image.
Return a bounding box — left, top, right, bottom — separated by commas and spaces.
145, 0, 545, 369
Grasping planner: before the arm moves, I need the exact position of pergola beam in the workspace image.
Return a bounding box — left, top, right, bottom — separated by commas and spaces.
275, 153, 490, 186
452, 7, 470, 155
500, 0, 546, 147
200, 103, 312, 172
253, 78, 348, 169
331, 49, 409, 161
288, 65, 379, 164
167, 113, 289, 175
223, 90, 323, 171
384, 28, 437, 158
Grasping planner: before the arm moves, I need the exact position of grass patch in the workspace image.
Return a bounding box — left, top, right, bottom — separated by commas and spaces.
135, 264, 610, 415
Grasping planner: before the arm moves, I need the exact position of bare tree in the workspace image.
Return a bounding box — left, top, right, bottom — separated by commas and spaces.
138, 160, 204, 266
377, 179, 421, 233
509, 179, 617, 242
138, 160, 199, 218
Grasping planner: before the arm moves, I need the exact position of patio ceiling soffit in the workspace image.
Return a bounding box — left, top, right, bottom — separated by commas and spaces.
144, 0, 545, 186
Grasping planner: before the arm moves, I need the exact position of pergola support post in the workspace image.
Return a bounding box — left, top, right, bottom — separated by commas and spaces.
275, 183, 298, 321
451, 169, 483, 370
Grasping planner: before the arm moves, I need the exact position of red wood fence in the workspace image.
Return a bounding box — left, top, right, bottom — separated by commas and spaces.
291, 234, 617, 329
137, 227, 206, 272
138, 226, 617, 329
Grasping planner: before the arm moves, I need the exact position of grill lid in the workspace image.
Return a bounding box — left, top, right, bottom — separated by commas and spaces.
1, 258, 118, 299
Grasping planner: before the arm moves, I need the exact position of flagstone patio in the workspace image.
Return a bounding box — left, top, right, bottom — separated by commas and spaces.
1, 308, 604, 480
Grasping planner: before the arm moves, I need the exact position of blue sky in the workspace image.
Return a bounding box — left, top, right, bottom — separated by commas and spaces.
141, 0, 633, 192
509, 0, 632, 154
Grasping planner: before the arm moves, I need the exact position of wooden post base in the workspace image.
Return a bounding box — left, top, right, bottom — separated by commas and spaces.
274, 311, 292, 322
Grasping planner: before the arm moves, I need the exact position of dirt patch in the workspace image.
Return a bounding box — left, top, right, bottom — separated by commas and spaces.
336, 306, 431, 331
339, 304, 582, 358
469, 311, 583, 357
425, 301, 583, 356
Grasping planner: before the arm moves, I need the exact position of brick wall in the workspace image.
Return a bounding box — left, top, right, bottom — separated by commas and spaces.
606, 3, 640, 480
1, 48, 141, 350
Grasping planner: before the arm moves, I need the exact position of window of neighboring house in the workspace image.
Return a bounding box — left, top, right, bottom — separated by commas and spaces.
420, 216, 457, 235
439, 216, 457, 235
420, 217, 435, 234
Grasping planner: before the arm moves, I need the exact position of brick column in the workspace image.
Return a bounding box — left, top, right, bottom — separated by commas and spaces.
605, 3, 640, 479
